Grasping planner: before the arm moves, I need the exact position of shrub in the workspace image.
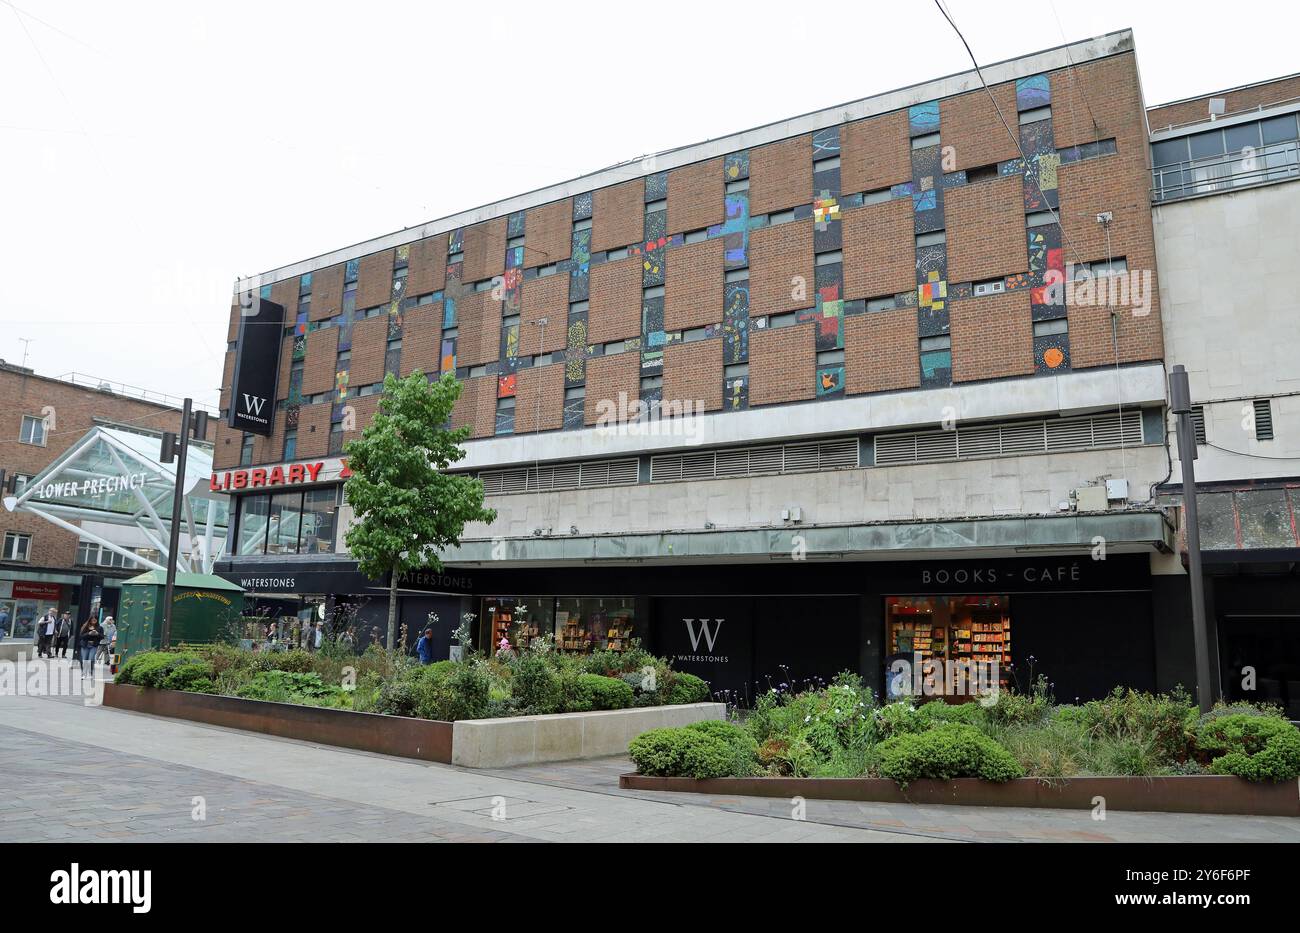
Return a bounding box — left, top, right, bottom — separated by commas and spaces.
627, 726, 738, 779
372, 675, 421, 717
417, 662, 491, 721
917, 700, 983, 728
161, 662, 217, 694
511, 654, 562, 715
1079, 687, 1194, 763
878, 723, 1024, 786
563, 673, 634, 713
984, 679, 1052, 727
272, 650, 317, 674
1197, 714, 1300, 782
991, 720, 1085, 778
872, 701, 929, 742
686, 719, 758, 776
116, 651, 210, 690
236, 670, 347, 707
663, 672, 710, 706
1195, 700, 1287, 730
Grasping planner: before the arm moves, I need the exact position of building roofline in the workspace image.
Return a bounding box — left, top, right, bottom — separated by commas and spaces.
1147, 70, 1300, 112
0, 362, 181, 414
235, 28, 1136, 294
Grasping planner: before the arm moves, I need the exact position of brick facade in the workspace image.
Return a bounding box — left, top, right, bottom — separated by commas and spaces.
461, 217, 507, 283
940, 82, 1021, 170
584, 352, 641, 425
949, 291, 1035, 383
513, 363, 566, 433
592, 179, 644, 253
749, 221, 815, 317
841, 110, 912, 194
588, 257, 643, 344
667, 157, 724, 233
524, 198, 573, 267
309, 263, 344, 321
518, 275, 571, 355
407, 233, 448, 295
294, 402, 333, 458
749, 322, 816, 406
1147, 74, 1300, 130
842, 199, 915, 300
356, 248, 394, 309
662, 340, 723, 412
945, 175, 1028, 283
664, 238, 724, 331
301, 327, 339, 397
451, 375, 498, 439
399, 305, 443, 377
750, 134, 812, 215
348, 316, 391, 386
844, 310, 921, 394
454, 290, 504, 368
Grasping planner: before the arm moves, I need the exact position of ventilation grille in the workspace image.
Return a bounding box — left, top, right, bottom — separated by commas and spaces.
1253, 399, 1274, 441
1190, 406, 1206, 445
477, 458, 638, 495
650, 437, 859, 483
873, 412, 1143, 466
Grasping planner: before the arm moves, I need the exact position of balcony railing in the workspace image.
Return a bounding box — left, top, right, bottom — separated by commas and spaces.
1152, 140, 1300, 202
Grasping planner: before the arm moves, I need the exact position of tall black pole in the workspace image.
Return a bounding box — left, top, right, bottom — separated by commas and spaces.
161, 398, 192, 649
1169, 366, 1214, 713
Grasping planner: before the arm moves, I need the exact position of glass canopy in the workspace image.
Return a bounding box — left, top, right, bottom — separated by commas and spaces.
3, 426, 229, 573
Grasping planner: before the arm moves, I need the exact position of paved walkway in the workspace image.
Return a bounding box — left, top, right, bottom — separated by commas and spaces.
1, 660, 1297, 843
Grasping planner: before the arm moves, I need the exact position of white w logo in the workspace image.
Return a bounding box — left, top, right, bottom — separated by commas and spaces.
683, 618, 723, 653
242, 394, 267, 416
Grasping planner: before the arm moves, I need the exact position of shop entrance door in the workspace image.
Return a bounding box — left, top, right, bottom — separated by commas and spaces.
1220, 613, 1300, 720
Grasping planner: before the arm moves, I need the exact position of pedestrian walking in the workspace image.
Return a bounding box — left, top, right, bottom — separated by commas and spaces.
78, 619, 103, 679
37, 610, 57, 658
55, 613, 73, 658
0, 605, 9, 641
98, 616, 117, 664
416, 627, 436, 665
313, 621, 324, 651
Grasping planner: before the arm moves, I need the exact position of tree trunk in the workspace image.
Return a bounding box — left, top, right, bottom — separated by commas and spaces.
387, 566, 399, 653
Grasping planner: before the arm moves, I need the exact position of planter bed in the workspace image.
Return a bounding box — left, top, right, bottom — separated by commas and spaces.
618, 772, 1300, 816
103, 682, 723, 768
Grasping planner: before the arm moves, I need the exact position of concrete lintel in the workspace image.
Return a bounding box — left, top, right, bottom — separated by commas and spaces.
442, 511, 1174, 566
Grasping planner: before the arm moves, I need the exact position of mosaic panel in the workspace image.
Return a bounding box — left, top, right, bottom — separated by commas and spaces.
645, 171, 668, 202
723, 279, 750, 364
1020, 118, 1060, 211
573, 191, 593, 221
816, 364, 845, 399
920, 348, 952, 389
1016, 74, 1051, 111
1034, 332, 1071, 375
724, 151, 750, 181
708, 191, 750, 269
908, 101, 940, 137
725, 374, 749, 411
812, 126, 841, 160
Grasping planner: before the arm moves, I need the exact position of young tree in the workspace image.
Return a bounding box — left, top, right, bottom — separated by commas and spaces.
343, 370, 496, 653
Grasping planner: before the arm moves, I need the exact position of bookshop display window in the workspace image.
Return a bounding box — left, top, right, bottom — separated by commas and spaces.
479, 595, 639, 655
886, 595, 1011, 697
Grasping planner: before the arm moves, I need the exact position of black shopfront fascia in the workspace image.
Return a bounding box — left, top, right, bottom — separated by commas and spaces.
452, 554, 1157, 706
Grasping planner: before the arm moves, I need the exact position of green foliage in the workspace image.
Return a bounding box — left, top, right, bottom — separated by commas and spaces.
160, 662, 217, 694
562, 673, 634, 712
343, 371, 496, 583
1077, 686, 1194, 763
416, 661, 491, 722
663, 672, 710, 705
871, 701, 930, 742
685, 719, 759, 776
511, 654, 562, 715
1197, 714, 1300, 782
983, 676, 1052, 726
987, 720, 1085, 778
877, 722, 1024, 786
235, 670, 350, 708
116, 651, 211, 690
627, 725, 739, 779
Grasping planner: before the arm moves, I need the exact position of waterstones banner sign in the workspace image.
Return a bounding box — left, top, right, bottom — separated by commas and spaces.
227, 294, 284, 437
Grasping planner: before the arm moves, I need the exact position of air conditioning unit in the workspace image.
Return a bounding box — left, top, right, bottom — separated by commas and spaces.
973, 280, 1005, 297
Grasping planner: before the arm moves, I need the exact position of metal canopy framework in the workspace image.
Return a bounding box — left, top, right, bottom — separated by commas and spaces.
3, 426, 229, 574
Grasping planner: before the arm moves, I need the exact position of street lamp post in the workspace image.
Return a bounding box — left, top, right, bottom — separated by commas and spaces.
1169, 365, 1215, 713
159, 400, 208, 648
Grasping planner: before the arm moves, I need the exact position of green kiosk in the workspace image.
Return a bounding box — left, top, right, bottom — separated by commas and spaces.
116, 571, 245, 662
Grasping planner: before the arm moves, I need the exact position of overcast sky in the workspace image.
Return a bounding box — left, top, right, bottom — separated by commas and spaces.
3, 1, 1295, 412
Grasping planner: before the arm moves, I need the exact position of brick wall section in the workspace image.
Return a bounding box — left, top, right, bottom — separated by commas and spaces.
301, 327, 339, 396
269, 277, 299, 318
454, 290, 503, 368
294, 402, 333, 458
219, 351, 236, 410
349, 316, 390, 386
945, 175, 1028, 282
842, 199, 915, 299
749, 135, 812, 215
252, 410, 287, 464
226, 298, 241, 342
212, 420, 241, 469
513, 363, 566, 433
356, 248, 394, 309
940, 81, 1021, 170
310, 263, 345, 320
0, 366, 179, 572
518, 275, 570, 355
664, 238, 724, 331
524, 199, 572, 267
584, 352, 641, 425
275, 337, 295, 400
341, 394, 381, 448
749, 322, 815, 406
587, 257, 643, 343
1147, 74, 1300, 130
845, 310, 921, 394
407, 233, 447, 295
592, 179, 644, 252
1050, 52, 1163, 368
841, 110, 912, 194
460, 217, 507, 283
949, 291, 1035, 382
667, 157, 724, 233
662, 339, 723, 413
451, 375, 497, 439
748, 221, 814, 317
399, 305, 443, 377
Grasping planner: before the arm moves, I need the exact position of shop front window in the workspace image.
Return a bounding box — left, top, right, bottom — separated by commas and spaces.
479, 596, 639, 655
299, 487, 338, 554
237, 494, 270, 555
266, 491, 303, 554
886, 595, 1011, 701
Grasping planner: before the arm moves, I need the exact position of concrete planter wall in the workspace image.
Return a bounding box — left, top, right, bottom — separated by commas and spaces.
0, 641, 35, 663
102, 683, 723, 768
619, 773, 1300, 816
452, 703, 726, 768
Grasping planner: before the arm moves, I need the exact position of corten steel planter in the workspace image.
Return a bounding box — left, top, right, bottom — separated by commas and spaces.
103, 683, 454, 763
618, 773, 1300, 817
